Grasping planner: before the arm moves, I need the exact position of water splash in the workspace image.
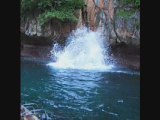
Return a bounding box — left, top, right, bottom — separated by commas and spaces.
48, 27, 114, 70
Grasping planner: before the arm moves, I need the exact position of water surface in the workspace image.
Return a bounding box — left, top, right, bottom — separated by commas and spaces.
21, 59, 140, 120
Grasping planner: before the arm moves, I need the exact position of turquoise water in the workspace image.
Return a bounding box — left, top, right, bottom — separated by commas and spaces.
21, 59, 140, 120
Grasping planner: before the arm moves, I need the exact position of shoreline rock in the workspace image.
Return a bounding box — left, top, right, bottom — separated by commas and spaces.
110, 43, 140, 71
21, 44, 140, 71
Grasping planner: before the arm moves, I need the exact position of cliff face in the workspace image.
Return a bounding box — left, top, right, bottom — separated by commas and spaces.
85, 0, 140, 47
110, 0, 140, 46
21, 11, 77, 46
21, 0, 140, 47
20, 0, 140, 70
82, 0, 140, 70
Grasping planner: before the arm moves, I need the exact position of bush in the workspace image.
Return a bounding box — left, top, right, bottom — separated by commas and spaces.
122, 0, 140, 9
117, 10, 136, 19
38, 10, 78, 26
21, 0, 85, 25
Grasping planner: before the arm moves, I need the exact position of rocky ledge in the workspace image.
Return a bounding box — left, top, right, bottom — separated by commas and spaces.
21, 44, 140, 71
110, 43, 140, 71
21, 44, 53, 62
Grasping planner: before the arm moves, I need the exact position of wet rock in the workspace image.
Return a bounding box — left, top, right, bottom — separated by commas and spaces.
21, 11, 77, 45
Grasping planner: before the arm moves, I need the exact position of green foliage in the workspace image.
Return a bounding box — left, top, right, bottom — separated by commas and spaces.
63, 0, 85, 9
21, 0, 85, 25
118, 0, 140, 19
39, 10, 78, 26
21, 0, 38, 14
135, 0, 140, 8
122, 0, 132, 4
117, 10, 136, 19
37, 0, 53, 10
122, 0, 140, 9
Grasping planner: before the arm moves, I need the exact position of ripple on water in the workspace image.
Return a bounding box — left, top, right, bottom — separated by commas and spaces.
21, 59, 140, 120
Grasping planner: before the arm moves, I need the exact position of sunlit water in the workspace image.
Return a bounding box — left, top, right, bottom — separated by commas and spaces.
47, 27, 114, 70
21, 59, 140, 120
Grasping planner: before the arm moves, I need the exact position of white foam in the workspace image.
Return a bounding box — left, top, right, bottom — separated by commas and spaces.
48, 27, 114, 70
